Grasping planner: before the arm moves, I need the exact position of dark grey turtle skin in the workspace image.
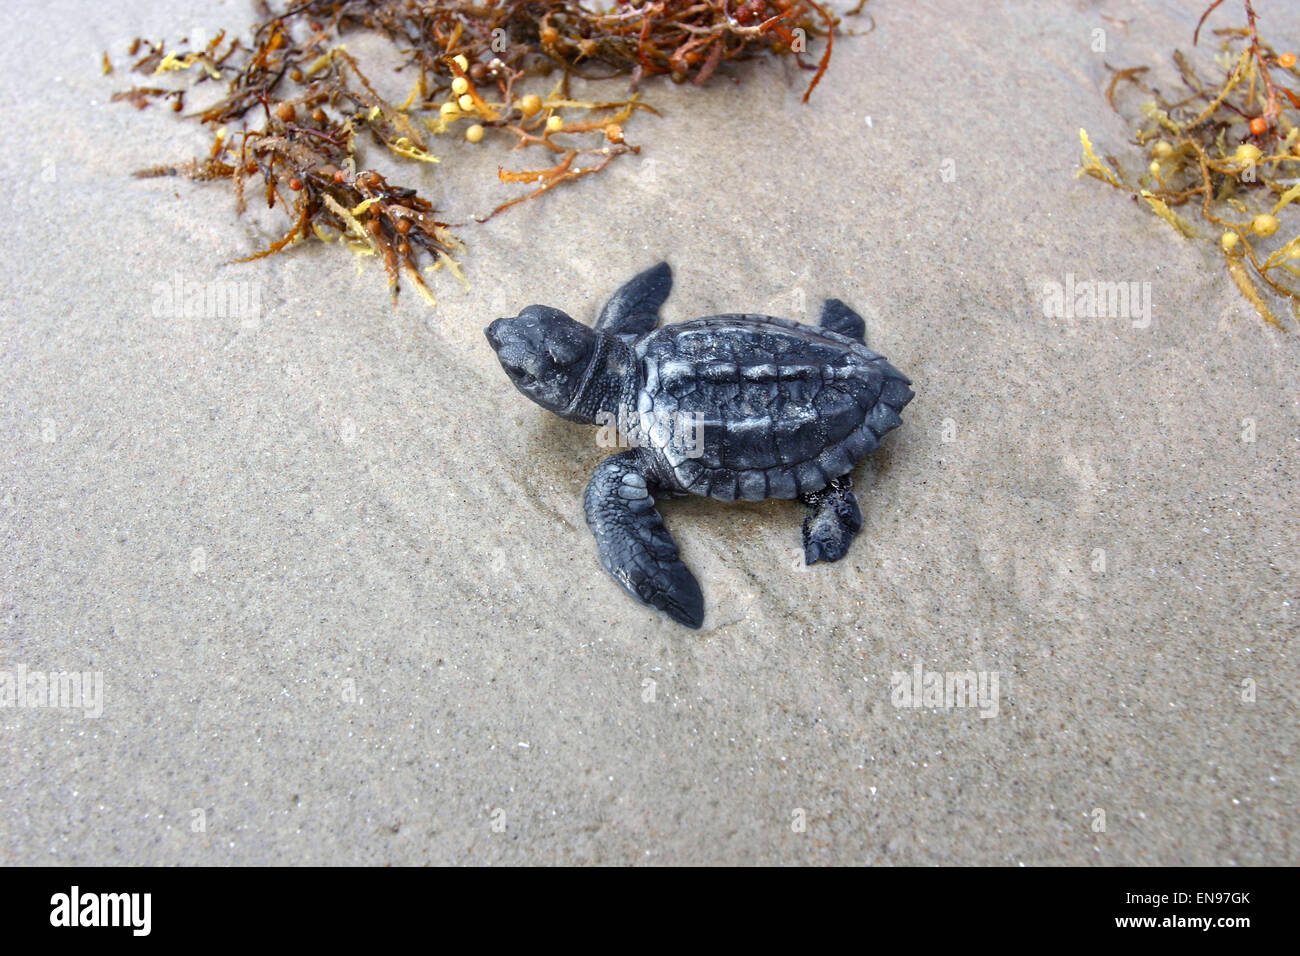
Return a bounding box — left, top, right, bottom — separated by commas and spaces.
485, 262, 913, 629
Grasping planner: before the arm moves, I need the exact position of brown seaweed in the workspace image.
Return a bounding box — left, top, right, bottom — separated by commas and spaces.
112, 0, 852, 305
1080, 0, 1300, 328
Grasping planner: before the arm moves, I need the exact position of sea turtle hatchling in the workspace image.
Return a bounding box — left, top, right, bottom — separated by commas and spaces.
485, 262, 914, 628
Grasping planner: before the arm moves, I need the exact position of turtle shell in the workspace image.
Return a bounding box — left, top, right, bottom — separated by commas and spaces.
633, 314, 913, 501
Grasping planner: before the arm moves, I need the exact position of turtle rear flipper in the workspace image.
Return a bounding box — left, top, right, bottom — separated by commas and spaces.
596, 262, 673, 338
819, 298, 867, 344
801, 475, 863, 564
584, 451, 704, 628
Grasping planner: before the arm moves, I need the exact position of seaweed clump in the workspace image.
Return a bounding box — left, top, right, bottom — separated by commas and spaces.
112, 0, 849, 306
1078, 0, 1300, 328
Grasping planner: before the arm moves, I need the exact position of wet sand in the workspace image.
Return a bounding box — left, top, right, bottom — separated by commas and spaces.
1, 0, 1296, 863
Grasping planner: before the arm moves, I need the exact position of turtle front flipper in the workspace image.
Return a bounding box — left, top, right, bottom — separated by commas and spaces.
801, 475, 863, 564
584, 450, 704, 628
595, 262, 673, 338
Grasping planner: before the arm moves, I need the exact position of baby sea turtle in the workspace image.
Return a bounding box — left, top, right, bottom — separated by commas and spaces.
485, 262, 913, 628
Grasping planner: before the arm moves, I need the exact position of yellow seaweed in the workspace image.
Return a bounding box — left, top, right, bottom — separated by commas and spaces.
1227, 256, 1283, 328
1140, 190, 1197, 237
1076, 129, 1120, 187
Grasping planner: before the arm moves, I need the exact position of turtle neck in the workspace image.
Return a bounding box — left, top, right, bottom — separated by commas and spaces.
562, 332, 637, 426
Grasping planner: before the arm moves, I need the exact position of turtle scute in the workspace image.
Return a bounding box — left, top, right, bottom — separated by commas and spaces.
635, 315, 902, 496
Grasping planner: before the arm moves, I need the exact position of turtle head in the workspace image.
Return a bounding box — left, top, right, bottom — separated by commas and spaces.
485, 305, 598, 419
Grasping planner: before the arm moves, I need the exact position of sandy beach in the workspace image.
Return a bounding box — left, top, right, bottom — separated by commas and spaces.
1, 0, 1296, 864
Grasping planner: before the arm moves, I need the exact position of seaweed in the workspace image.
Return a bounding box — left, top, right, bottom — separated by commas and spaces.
111, 0, 852, 306
1079, 0, 1300, 328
